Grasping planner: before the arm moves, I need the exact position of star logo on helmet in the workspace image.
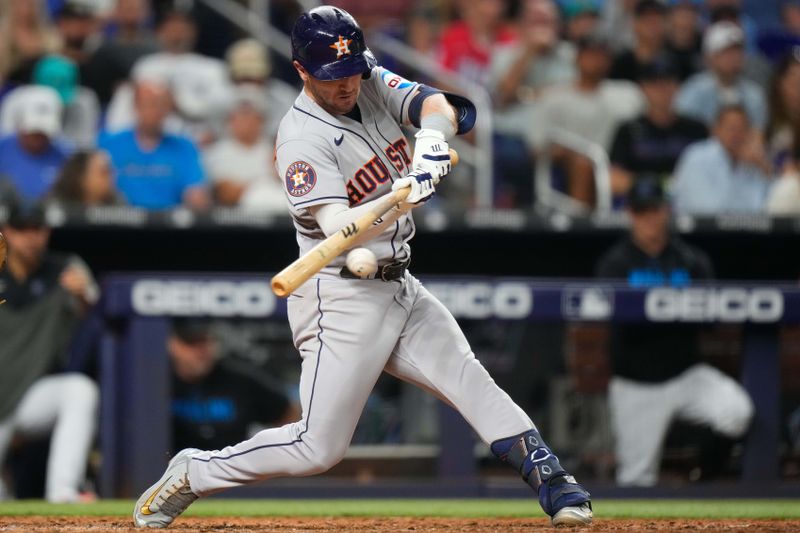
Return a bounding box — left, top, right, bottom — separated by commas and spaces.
329, 35, 353, 59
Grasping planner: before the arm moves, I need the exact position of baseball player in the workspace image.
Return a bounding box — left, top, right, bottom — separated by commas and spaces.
134, 6, 592, 528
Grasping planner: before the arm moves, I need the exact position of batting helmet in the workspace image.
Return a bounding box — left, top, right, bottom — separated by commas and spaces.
291, 6, 377, 81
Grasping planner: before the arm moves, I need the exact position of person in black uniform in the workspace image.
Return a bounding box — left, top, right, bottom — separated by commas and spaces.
168, 318, 299, 453
608, 55, 708, 203
595, 176, 753, 486
0, 200, 99, 502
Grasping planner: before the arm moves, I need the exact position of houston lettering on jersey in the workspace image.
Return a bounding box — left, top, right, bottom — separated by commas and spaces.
346, 138, 411, 205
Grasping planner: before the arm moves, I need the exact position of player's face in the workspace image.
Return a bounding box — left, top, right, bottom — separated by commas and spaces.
295, 61, 362, 115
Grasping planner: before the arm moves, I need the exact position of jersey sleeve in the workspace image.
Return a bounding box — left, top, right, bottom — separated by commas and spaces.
366, 66, 420, 126
275, 138, 349, 209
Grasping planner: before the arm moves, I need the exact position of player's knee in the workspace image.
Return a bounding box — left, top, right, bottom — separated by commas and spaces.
61, 374, 99, 411
304, 439, 348, 474
714, 388, 754, 438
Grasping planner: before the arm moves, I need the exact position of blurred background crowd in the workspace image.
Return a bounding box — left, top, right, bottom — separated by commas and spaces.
0, 0, 799, 215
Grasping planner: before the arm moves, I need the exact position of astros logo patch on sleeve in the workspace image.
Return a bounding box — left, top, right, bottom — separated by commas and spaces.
285, 161, 317, 197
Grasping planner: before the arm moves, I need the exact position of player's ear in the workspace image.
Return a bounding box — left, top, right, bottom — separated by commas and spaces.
293, 60, 309, 83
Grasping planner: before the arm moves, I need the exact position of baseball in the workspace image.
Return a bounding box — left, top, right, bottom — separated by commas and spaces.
346, 247, 378, 279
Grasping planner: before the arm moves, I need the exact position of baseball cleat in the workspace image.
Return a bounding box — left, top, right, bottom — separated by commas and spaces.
133, 448, 200, 528
551, 502, 593, 527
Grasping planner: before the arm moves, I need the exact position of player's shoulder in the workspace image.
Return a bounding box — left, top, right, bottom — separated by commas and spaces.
275, 95, 337, 150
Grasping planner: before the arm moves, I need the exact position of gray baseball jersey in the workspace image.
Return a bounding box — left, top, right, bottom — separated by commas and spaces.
275, 66, 419, 275
185, 67, 536, 496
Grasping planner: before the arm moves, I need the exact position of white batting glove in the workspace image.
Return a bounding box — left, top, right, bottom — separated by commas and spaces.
412, 129, 451, 184
391, 169, 436, 206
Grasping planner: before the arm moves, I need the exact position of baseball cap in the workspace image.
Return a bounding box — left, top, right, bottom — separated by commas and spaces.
634, 0, 667, 16
13, 86, 63, 138
703, 21, 745, 56
637, 54, 680, 81
227, 38, 271, 82
172, 318, 214, 343
627, 175, 668, 210
6, 200, 48, 229
33, 55, 79, 105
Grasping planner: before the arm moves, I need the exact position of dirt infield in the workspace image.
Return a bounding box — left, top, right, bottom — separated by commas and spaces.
2, 517, 800, 532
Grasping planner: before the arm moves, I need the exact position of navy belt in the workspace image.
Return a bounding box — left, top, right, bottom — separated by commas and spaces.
340, 259, 410, 281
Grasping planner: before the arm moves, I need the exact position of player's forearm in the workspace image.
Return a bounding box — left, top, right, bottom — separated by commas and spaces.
419, 93, 457, 139
311, 196, 401, 238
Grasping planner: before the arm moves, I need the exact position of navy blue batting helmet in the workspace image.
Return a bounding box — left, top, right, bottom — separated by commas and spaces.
291, 6, 377, 81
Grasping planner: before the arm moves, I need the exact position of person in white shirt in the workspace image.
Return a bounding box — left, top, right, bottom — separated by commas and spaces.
538, 31, 644, 207
203, 87, 284, 213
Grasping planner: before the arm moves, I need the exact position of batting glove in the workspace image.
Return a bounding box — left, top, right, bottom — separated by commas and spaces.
392, 169, 436, 205
412, 129, 451, 184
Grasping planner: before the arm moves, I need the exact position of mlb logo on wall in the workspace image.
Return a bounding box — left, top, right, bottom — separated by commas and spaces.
562, 286, 614, 320
285, 161, 317, 197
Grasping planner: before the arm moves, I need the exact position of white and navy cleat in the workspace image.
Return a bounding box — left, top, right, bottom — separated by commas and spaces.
133, 448, 200, 528
551, 502, 593, 527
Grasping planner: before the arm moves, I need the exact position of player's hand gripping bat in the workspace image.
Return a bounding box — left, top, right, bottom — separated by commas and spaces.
271, 149, 459, 297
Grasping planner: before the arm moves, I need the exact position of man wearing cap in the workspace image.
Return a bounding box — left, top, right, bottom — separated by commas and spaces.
0, 199, 99, 502
596, 175, 753, 486
168, 318, 298, 454
609, 55, 708, 200
0, 86, 70, 202
675, 21, 767, 129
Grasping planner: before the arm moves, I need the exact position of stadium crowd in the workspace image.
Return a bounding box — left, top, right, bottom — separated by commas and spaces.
0, 0, 798, 214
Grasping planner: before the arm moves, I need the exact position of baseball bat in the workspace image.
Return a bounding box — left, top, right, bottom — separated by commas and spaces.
271, 149, 459, 297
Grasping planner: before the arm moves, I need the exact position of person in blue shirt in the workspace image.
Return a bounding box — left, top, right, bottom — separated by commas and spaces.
99, 81, 210, 210
0, 86, 70, 202
675, 21, 767, 130
673, 104, 771, 214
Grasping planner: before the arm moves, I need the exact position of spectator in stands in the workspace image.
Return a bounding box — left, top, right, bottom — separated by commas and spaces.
0, 0, 60, 84
168, 318, 298, 453
54, 0, 99, 73
767, 143, 800, 215
560, 0, 602, 44
766, 49, 800, 169
226, 38, 295, 136
609, 0, 672, 82
673, 105, 771, 214
609, 56, 707, 202
783, 0, 800, 37
599, 0, 636, 52
539, 31, 644, 207
88, 0, 159, 106
675, 22, 768, 129
0, 199, 99, 502
50, 150, 120, 207
99, 81, 210, 210
596, 176, 753, 487
438, 0, 516, 86
204, 87, 284, 212
33, 55, 98, 149
105, 8, 232, 146
665, 0, 703, 81
492, 0, 576, 109
0, 86, 70, 202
